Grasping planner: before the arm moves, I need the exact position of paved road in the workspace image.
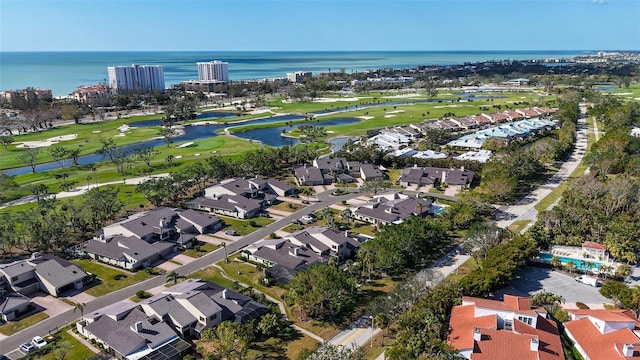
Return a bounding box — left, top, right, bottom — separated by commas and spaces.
328, 244, 470, 351
496, 104, 589, 229
0, 190, 362, 355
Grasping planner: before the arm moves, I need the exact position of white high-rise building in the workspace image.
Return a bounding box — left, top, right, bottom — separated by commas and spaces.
197, 61, 229, 83
107, 64, 165, 94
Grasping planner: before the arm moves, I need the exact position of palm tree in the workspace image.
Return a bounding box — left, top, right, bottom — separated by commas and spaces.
221, 241, 228, 263
73, 302, 86, 317
565, 261, 576, 275
341, 208, 353, 226
301, 187, 313, 203
550, 256, 562, 269
166, 270, 181, 285
600, 264, 614, 280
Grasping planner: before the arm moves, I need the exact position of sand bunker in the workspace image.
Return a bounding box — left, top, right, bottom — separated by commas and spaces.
358, 116, 374, 120
386, 110, 405, 114
118, 124, 131, 132
615, 93, 633, 96
175, 155, 183, 159
382, 94, 419, 99
15, 134, 78, 148
177, 141, 194, 148
248, 108, 276, 115
313, 97, 363, 103
384, 115, 396, 118
434, 105, 461, 109
194, 153, 200, 156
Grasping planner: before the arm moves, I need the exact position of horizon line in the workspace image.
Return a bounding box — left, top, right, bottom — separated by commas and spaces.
1, 49, 633, 53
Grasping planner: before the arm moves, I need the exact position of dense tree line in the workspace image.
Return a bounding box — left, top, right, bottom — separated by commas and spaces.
0, 187, 122, 259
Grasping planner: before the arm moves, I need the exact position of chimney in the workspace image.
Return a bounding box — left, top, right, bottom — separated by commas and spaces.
290, 247, 300, 257
530, 337, 539, 352
131, 321, 143, 333
344, 230, 349, 237
441, 170, 447, 184
222, 289, 228, 299
159, 217, 166, 228
461, 166, 465, 171
31, 252, 42, 260
623, 343, 634, 357
473, 328, 481, 341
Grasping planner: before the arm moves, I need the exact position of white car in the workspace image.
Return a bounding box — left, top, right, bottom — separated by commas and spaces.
19, 342, 35, 353
31, 336, 47, 349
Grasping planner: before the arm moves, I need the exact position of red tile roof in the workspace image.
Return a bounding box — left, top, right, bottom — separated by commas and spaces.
462, 295, 544, 317
448, 305, 497, 350
472, 329, 539, 360
565, 317, 640, 359
566, 309, 639, 324
582, 241, 607, 251
515, 316, 565, 360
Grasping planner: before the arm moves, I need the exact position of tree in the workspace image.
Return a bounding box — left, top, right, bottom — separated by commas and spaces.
530, 291, 564, 313
73, 302, 86, 317
341, 208, 353, 226
288, 264, 356, 320
134, 145, 160, 167
198, 321, 254, 360
0, 135, 13, 150
565, 260, 577, 275
300, 187, 314, 203
17, 147, 41, 173
166, 270, 181, 284
83, 187, 123, 230
550, 256, 562, 269
360, 180, 390, 195
53, 341, 72, 360
463, 221, 506, 267
616, 264, 631, 279
302, 342, 365, 360
374, 312, 389, 346
68, 148, 81, 166
49, 145, 70, 168
258, 312, 285, 338
158, 127, 177, 147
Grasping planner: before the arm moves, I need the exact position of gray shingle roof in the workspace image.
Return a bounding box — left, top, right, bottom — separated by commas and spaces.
0, 261, 34, 278
252, 240, 323, 270
84, 235, 173, 262
0, 292, 30, 314
140, 293, 196, 327
360, 163, 383, 179
84, 308, 177, 357
295, 166, 324, 183
33, 257, 87, 289
177, 209, 221, 229
118, 207, 177, 238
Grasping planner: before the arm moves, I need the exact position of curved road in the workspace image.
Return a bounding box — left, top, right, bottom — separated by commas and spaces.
0, 190, 362, 355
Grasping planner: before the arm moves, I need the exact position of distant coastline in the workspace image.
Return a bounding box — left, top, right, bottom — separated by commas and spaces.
0, 50, 594, 96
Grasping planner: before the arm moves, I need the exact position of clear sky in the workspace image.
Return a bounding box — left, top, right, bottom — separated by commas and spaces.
1, 0, 639, 51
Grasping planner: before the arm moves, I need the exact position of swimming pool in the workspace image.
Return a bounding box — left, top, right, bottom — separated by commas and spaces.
539, 253, 602, 271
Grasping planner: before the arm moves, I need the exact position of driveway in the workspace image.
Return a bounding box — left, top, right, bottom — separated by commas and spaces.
507, 266, 609, 307
30, 292, 73, 317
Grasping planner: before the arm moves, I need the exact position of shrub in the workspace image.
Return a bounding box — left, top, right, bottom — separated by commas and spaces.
553, 308, 571, 322
288, 203, 295, 209
113, 274, 127, 280
249, 220, 259, 227
576, 302, 590, 309
269, 232, 278, 239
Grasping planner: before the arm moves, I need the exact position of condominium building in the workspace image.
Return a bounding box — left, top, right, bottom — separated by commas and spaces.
197, 61, 229, 83
73, 84, 109, 104
287, 71, 312, 83
107, 64, 165, 94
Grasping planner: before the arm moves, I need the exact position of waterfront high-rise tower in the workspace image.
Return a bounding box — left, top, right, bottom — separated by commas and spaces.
197, 61, 229, 83
107, 64, 165, 94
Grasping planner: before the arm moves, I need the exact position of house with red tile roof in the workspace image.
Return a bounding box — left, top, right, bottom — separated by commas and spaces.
448, 295, 564, 360
564, 309, 640, 359
582, 241, 608, 260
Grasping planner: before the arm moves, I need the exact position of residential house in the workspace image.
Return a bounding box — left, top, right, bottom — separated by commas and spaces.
0, 253, 88, 297
398, 165, 474, 189
582, 241, 608, 261
285, 226, 361, 261
187, 195, 262, 219
243, 239, 324, 284
351, 191, 432, 226
564, 309, 640, 359
84, 235, 175, 271
140, 279, 269, 338
0, 291, 31, 322
77, 301, 189, 360
448, 295, 564, 360
360, 163, 384, 182
102, 207, 221, 246
294, 165, 329, 186
450, 116, 479, 130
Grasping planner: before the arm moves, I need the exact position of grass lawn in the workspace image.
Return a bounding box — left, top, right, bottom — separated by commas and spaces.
282, 224, 305, 233
508, 220, 531, 234
72, 259, 153, 297
188, 266, 238, 289
0, 311, 49, 336
221, 216, 275, 236
269, 201, 305, 212
350, 222, 377, 237
37, 330, 96, 360
247, 326, 319, 360
444, 257, 479, 283
182, 242, 218, 257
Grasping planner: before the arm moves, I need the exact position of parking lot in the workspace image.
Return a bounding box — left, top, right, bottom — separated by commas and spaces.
508, 266, 609, 307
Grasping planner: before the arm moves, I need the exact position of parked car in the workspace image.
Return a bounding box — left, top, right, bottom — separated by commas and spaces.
20, 342, 35, 353
575, 275, 599, 287
224, 229, 238, 236
32, 336, 47, 349
300, 215, 315, 224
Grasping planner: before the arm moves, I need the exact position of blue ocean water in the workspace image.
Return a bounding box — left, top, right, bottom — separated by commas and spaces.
0, 51, 592, 96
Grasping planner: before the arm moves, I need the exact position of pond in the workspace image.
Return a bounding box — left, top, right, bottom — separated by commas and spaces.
2, 115, 357, 175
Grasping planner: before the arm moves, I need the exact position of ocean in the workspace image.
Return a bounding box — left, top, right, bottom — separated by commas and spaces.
0, 50, 593, 97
